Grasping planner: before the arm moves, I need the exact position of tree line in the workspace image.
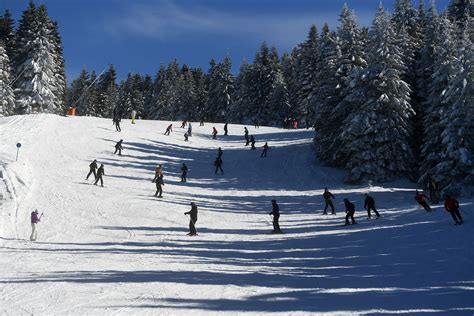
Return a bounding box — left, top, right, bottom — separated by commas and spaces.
0, 0, 472, 193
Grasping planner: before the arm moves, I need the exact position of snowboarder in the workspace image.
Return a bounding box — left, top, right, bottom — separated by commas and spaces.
250, 135, 256, 149
181, 163, 188, 182
152, 164, 163, 183
131, 110, 137, 124
214, 157, 224, 174
260, 142, 269, 158
154, 174, 164, 198
364, 193, 380, 218
114, 139, 123, 155
444, 194, 463, 225
30, 209, 42, 241
184, 202, 198, 236
184, 132, 189, 142
217, 147, 223, 159
323, 188, 336, 215
94, 164, 105, 187
212, 127, 218, 139
85, 159, 98, 180
164, 124, 173, 135
428, 177, 440, 204
415, 190, 431, 212
187, 123, 192, 136
344, 198, 357, 225
244, 127, 249, 145
223, 123, 228, 136
269, 200, 283, 234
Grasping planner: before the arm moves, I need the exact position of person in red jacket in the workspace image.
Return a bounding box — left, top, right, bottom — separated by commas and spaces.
444, 194, 463, 225
415, 190, 431, 211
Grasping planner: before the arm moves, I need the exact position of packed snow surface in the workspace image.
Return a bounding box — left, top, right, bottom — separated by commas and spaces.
0, 114, 473, 315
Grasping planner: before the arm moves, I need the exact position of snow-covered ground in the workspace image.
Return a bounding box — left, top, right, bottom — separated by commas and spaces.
0, 114, 473, 315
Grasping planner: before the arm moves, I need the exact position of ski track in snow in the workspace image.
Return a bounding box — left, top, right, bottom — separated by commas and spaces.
0, 114, 473, 315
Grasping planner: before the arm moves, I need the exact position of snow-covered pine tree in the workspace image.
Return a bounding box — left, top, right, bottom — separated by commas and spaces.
96, 64, 118, 117
340, 4, 414, 183
0, 10, 16, 65
206, 56, 233, 122
0, 40, 15, 116
14, 3, 64, 114
418, 13, 456, 188
434, 20, 474, 194
295, 25, 319, 124
447, 0, 474, 41
178, 65, 197, 120
313, 24, 342, 162
148, 65, 166, 120
141, 74, 153, 119
48, 20, 67, 110
266, 46, 289, 126
281, 50, 298, 119
192, 68, 208, 122
229, 60, 256, 124
325, 4, 367, 166
68, 68, 92, 116
151, 60, 182, 120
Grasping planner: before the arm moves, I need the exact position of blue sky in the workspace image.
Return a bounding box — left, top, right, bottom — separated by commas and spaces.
2, 0, 450, 82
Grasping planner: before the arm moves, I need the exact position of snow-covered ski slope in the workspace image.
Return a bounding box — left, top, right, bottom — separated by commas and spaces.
0, 114, 473, 315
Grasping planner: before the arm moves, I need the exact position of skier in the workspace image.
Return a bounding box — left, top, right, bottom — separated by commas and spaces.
30, 209, 42, 241
115, 116, 121, 132
250, 135, 256, 149
254, 120, 259, 129
322, 188, 336, 215
154, 174, 164, 198
260, 142, 269, 158
428, 177, 440, 204
181, 163, 188, 182
269, 200, 283, 234
244, 127, 250, 146
344, 198, 357, 226
131, 110, 137, 124
114, 139, 123, 155
212, 127, 218, 139
184, 132, 189, 142
184, 202, 198, 236
187, 123, 192, 136
85, 159, 98, 180
224, 123, 228, 136
180, 120, 187, 128
152, 164, 163, 183
214, 157, 224, 174
415, 190, 431, 212
444, 194, 463, 225
217, 147, 223, 159
94, 164, 105, 187
164, 124, 173, 135
364, 193, 380, 218
200, 119, 204, 126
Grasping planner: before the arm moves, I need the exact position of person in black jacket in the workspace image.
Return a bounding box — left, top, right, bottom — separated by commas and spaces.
184, 202, 198, 236
269, 199, 283, 234
323, 188, 336, 215
180, 164, 188, 182
224, 123, 228, 136
364, 193, 380, 218
244, 127, 250, 145
344, 198, 357, 225
214, 157, 224, 174
114, 139, 123, 155
250, 135, 256, 149
86, 159, 98, 180
217, 147, 223, 159
94, 164, 105, 187
154, 174, 164, 197
212, 127, 218, 139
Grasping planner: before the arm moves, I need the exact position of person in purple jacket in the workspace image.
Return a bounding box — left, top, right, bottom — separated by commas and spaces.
30, 209, 42, 241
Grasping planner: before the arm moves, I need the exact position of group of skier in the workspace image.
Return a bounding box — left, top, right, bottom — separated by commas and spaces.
85, 159, 105, 187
